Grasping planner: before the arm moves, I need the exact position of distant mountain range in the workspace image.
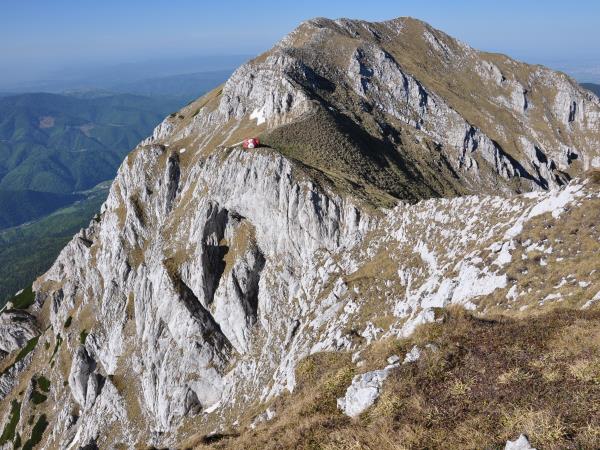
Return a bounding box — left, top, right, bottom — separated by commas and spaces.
0, 183, 107, 304
0, 69, 231, 304
0, 92, 181, 227
582, 82, 600, 97
109, 69, 234, 99
0, 190, 82, 229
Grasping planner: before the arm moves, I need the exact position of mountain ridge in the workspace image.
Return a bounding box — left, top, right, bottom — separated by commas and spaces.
153, 15, 599, 207
0, 17, 599, 449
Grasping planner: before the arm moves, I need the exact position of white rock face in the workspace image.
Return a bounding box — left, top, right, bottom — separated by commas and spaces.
68, 346, 97, 407
337, 363, 398, 417
24, 137, 599, 448
346, 43, 522, 187
250, 407, 277, 429
582, 290, 600, 309
505, 434, 537, 450
0, 354, 33, 402
403, 345, 422, 363
0, 310, 39, 355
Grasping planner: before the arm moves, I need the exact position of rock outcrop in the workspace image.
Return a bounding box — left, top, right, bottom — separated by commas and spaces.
0, 309, 38, 357
337, 362, 399, 417
505, 434, 537, 450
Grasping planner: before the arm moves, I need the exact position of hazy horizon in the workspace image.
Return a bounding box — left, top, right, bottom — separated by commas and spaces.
3, 0, 600, 90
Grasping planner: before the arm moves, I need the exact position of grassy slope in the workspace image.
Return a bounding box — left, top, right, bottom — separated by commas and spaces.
0, 187, 107, 305
189, 307, 600, 450
261, 105, 472, 209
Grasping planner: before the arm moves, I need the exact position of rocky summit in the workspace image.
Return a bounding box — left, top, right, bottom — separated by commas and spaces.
1, 17, 600, 450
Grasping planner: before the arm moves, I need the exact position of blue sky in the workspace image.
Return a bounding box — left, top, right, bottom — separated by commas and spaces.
2, 0, 600, 86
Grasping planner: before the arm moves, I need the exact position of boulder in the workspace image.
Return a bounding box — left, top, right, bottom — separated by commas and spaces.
68, 346, 96, 407
505, 434, 536, 450
337, 364, 398, 417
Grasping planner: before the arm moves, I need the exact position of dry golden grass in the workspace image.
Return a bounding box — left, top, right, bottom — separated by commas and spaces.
480, 195, 600, 316
576, 424, 600, 448
497, 367, 533, 385
586, 169, 600, 185
569, 359, 600, 384
541, 368, 562, 383
184, 308, 600, 449
448, 377, 473, 396
260, 105, 468, 208
501, 408, 567, 449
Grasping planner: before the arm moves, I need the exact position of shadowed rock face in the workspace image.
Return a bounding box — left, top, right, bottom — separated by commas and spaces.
0, 16, 599, 449
68, 346, 99, 408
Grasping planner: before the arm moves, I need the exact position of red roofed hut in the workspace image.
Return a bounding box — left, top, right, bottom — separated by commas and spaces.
243, 138, 260, 149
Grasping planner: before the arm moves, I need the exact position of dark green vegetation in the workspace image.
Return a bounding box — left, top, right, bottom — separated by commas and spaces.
30, 376, 50, 405
49, 334, 63, 366
30, 390, 47, 405
79, 329, 89, 345
0, 400, 21, 445
7, 285, 36, 309
22, 414, 48, 450
0, 336, 39, 378
37, 376, 51, 393
582, 83, 600, 97
0, 185, 107, 305
0, 92, 181, 228
191, 308, 600, 450
0, 190, 82, 229
14, 337, 39, 366
0, 92, 179, 193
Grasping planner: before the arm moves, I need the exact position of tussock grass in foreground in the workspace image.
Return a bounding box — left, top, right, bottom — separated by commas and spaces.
188, 307, 600, 450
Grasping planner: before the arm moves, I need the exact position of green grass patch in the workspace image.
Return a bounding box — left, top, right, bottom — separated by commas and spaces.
30, 391, 47, 405
79, 329, 88, 345
49, 334, 62, 365
22, 414, 48, 450
6, 286, 36, 310
0, 400, 21, 445
14, 336, 39, 365
14, 432, 21, 449
37, 376, 50, 393
0, 335, 40, 376
63, 316, 72, 328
